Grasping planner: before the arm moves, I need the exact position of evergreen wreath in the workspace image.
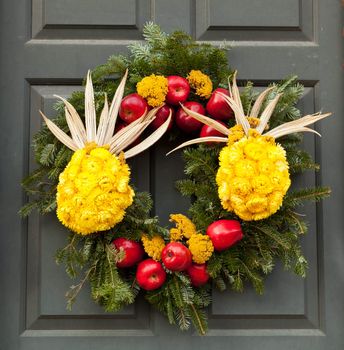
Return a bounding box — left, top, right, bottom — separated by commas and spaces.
21, 23, 331, 335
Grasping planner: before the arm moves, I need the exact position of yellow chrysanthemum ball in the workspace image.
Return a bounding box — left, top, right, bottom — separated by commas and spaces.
216, 130, 291, 221
141, 234, 165, 261
186, 70, 213, 99
136, 74, 168, 107
169, 213, 197, 241
227, 117, 260, 146
56, 143, 134, 235
187, 234, 214, 264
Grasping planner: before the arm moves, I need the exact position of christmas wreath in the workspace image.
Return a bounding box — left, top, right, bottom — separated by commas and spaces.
21, 23, 331, 335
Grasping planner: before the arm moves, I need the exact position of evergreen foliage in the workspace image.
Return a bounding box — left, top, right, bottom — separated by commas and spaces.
20, 22, 231, 218
20, 23, 330, 335
146, 273, 210, 335
55, 192, 164, 312
176, 77, 330, 294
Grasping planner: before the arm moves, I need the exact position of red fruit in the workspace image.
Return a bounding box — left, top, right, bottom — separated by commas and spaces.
166, 76, 190, 105
206, 88, 234, 120
187, 263, 210, 287
115, 121, 127, 133
162, 242, 192, 271
200, 120, 227, 138
112, 238, 144, 268
151, 105, 174, 130
207, 220, 243, 251
136, 259, 166, 291
175, 101, 205, 133
119, 93, 148, 124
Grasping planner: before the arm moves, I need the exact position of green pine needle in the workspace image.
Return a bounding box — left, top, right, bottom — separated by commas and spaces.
20, 21, 331, 335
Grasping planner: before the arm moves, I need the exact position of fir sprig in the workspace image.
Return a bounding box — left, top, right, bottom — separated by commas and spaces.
176, 77, 330, 297
20, 22, 330, 335
146, 274, 210, 335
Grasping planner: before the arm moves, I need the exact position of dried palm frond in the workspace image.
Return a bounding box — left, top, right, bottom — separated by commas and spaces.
167, 71, 331, 155
40, 70, 171, 158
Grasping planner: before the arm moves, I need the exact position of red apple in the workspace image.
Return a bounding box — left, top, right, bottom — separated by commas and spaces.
200, 120, 227, 138
162, 242, 192, 271
115, 121, 127, 133
136, 259, 166, 290
175, 101, 205, 133
206, 88, 234, 120
187, 263, 210, 287
166, 76, 190, 105
119, 93, 148, 124
206, 220, 243, 251
151, 105, 174, 130
112, 238, 144, 268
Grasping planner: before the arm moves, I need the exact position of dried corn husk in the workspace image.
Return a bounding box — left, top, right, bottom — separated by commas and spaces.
166, 136, 228, 155
40, 70, 170, 159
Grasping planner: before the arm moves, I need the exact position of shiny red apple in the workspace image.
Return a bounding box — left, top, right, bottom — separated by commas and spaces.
200, 120, 227, 138
119, 93, 148, 124
206, 220, 243, 251
162, 242, 192, 271
112, 238, 144, 268
187, 263, 210, 287
151, 105, 174, 130
166, 76, 190, 105
175, 101, 205, 133
136, 259, 167, 290
206, 88, 234, 120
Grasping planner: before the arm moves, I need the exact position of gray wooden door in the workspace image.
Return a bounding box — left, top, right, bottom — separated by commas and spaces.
1, 1, 343, 349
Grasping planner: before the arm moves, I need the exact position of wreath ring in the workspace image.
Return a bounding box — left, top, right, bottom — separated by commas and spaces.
21, 23, 331, 335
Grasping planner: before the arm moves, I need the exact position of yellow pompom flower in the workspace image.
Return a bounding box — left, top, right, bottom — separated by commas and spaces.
169, 70, 330, 222
186, 70, 213, 99
216, 130, 291, 221
141, 234, 165, 261
41, 70, 171, 235
227, 117, 260, 146
169, 214, 197, 240
56, 144, 134, 235
187, 234, 214, 264
136, 74, 168, 107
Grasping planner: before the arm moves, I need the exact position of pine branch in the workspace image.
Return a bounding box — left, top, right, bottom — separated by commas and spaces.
188, 304, 208, 335
19, 201, 39, 217
294, 255, 308, 277
252, 224, 291, 250
39, 143, 57, 166
284, 187, 331, 207
207, 254, 223, 278
232, 270, 244, 292
142, 22, 167, 46
66, 264, 96, 310
175, 307, 191, 331
128, 43, 151, 60
285, 210, 308, 235
287, 149, 320, 174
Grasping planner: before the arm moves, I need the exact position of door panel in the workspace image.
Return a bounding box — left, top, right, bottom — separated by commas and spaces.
196, 0, 314, 41
1, 0, 343, 349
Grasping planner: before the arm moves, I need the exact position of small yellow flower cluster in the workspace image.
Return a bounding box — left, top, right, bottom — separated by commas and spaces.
141, 234, 165, 261
56, 144, 134, 235
136, 74, 168, 107
187, 234, 214, 264
186, 70, 213, 99
169, 214, 197, 240
227, 117, 260, 146
217, 130, 291, 221
169, 214, 214, 263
